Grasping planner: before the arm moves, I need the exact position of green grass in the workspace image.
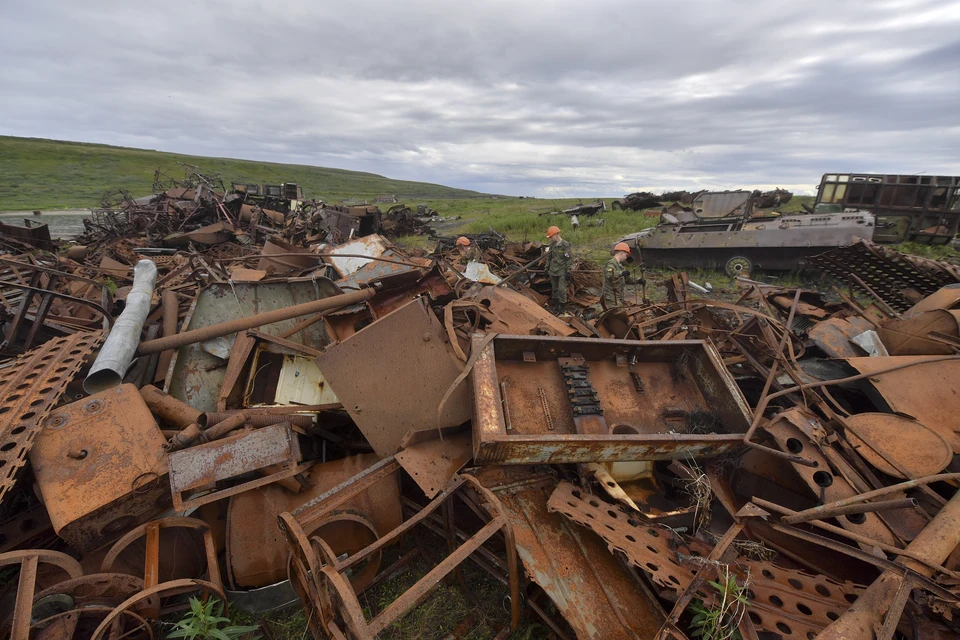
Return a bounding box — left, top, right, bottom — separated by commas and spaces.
0, 136, 490, 211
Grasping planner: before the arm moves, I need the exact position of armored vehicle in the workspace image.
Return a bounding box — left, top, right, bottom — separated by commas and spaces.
616, 190, 875, 276
812, 173, 960, 244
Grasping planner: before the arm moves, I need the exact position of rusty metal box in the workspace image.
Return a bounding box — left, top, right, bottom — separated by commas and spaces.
471, 335, 752, 465
30, 384, 170, 552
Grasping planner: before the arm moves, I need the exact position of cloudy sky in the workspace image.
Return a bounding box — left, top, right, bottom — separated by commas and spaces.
2, 0, 959, 197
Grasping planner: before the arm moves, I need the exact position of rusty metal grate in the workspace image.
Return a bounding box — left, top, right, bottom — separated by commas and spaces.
808, 240, 960, 313
0, 330, 104, 503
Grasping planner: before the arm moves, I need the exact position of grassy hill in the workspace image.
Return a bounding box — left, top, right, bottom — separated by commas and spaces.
0, 136, 489, 211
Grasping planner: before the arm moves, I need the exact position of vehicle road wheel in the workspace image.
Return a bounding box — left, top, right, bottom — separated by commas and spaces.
725, 256, 752, 278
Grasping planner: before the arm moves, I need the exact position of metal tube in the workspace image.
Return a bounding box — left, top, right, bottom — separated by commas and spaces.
137, 287, 374, 356
154, 290, 179, 384
197, 411, 249, 442
789, 473, 960, 522
782, 498, 918, 525
139, 385, 202, 428
84, 260, 158, 393
201, 412, 314, 429
817, 488, 960, 639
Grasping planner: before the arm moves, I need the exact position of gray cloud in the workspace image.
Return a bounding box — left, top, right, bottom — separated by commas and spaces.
2, 0, 959, 196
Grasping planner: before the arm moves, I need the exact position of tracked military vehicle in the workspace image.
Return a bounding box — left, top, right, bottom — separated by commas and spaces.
616, 190, 875, 277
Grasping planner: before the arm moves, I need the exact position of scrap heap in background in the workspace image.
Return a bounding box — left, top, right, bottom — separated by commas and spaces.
1, 170, 960, 640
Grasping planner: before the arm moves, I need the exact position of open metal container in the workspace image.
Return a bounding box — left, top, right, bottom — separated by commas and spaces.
471, 334, 751, 464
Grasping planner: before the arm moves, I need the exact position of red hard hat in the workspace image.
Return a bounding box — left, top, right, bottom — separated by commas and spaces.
613, 242, 630, 253
547, 226, 561, 237
456, 236, 470, 246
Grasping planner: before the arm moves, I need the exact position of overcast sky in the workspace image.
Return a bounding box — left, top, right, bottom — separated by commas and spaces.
2, 0, 959, 197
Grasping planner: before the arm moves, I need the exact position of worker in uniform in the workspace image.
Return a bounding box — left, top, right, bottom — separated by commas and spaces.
602, 242, 644, 309
545, 226, 573, 314
454, 236, 482, 266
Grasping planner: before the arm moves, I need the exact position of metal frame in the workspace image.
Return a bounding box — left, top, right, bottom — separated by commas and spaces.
280, 474, 520, 639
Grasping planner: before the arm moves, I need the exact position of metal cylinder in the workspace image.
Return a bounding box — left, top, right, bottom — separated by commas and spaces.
139, 385, 201, 428
84, 260, 158, 394
198, 411, 249, 442
201, 412, 314, 429
137, 288, 374, 356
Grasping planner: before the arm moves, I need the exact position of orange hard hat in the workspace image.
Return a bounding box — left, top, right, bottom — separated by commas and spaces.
547, 226, 561, 237
613, 242, 631, 253
456, 236, 471, 246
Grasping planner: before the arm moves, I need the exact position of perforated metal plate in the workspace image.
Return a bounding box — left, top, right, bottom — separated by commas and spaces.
548, 482, 864, 640
0, 330, 104, 504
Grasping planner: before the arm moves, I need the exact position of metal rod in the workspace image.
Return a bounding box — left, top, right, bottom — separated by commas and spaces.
787, 472, 960, 522
782, 498, 918, 525
137, 288, 374, 355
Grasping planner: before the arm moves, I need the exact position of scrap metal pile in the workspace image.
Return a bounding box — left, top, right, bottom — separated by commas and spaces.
1, 194, 960, 640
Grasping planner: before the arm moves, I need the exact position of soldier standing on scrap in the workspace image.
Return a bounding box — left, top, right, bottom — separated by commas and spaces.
602, 242, 644, 309
454, 236, 482, 266
545, 225, 573, 314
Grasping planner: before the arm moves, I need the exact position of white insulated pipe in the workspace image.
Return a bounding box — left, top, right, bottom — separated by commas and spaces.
84, 260, 158, 394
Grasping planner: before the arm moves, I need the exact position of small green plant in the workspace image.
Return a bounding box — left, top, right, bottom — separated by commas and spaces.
167, 597, 259, 640
688, 565, 750, 640
102, 277, 118, 294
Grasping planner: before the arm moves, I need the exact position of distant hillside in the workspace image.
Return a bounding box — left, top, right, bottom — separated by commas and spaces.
0, 136, 489, 211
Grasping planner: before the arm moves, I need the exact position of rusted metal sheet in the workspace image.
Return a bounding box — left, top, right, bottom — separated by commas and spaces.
0, 220, 56, 251
166, 280, 341, 412
474, 467, 665, 639
167, 423, 304, 511
843, 412, 952, 479
877, 309, 960, 355
845, 356, 960, 453
30, 384, 170, 552
396, 428, 472, 498
471, 335, 750, 465
548, 482, 864, 640
807, 316, 875, 357
316, 298, 472, 458
0, 330, 104, 505
226, 454, 401, 589
466, 286, 576, 336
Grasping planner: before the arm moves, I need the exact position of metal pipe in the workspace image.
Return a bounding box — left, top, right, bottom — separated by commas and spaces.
789, 473, 960, 522
817, 488, 960, 639
137, 288, 374, 356
139, 385, 201, 428
84, 260, 158, 393
751, 497, 957, 578
782, 498, 918, 525
197, 411, 249, 442
200, 411, 313, 429
154, 290, 179, 384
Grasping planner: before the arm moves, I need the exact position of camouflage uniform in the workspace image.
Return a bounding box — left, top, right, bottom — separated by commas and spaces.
602, 258, 643, 308
545, 239, 573, 308
456, 246, 483, 266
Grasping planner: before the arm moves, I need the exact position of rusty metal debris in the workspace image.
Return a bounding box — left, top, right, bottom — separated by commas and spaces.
5, 168, 960, 640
